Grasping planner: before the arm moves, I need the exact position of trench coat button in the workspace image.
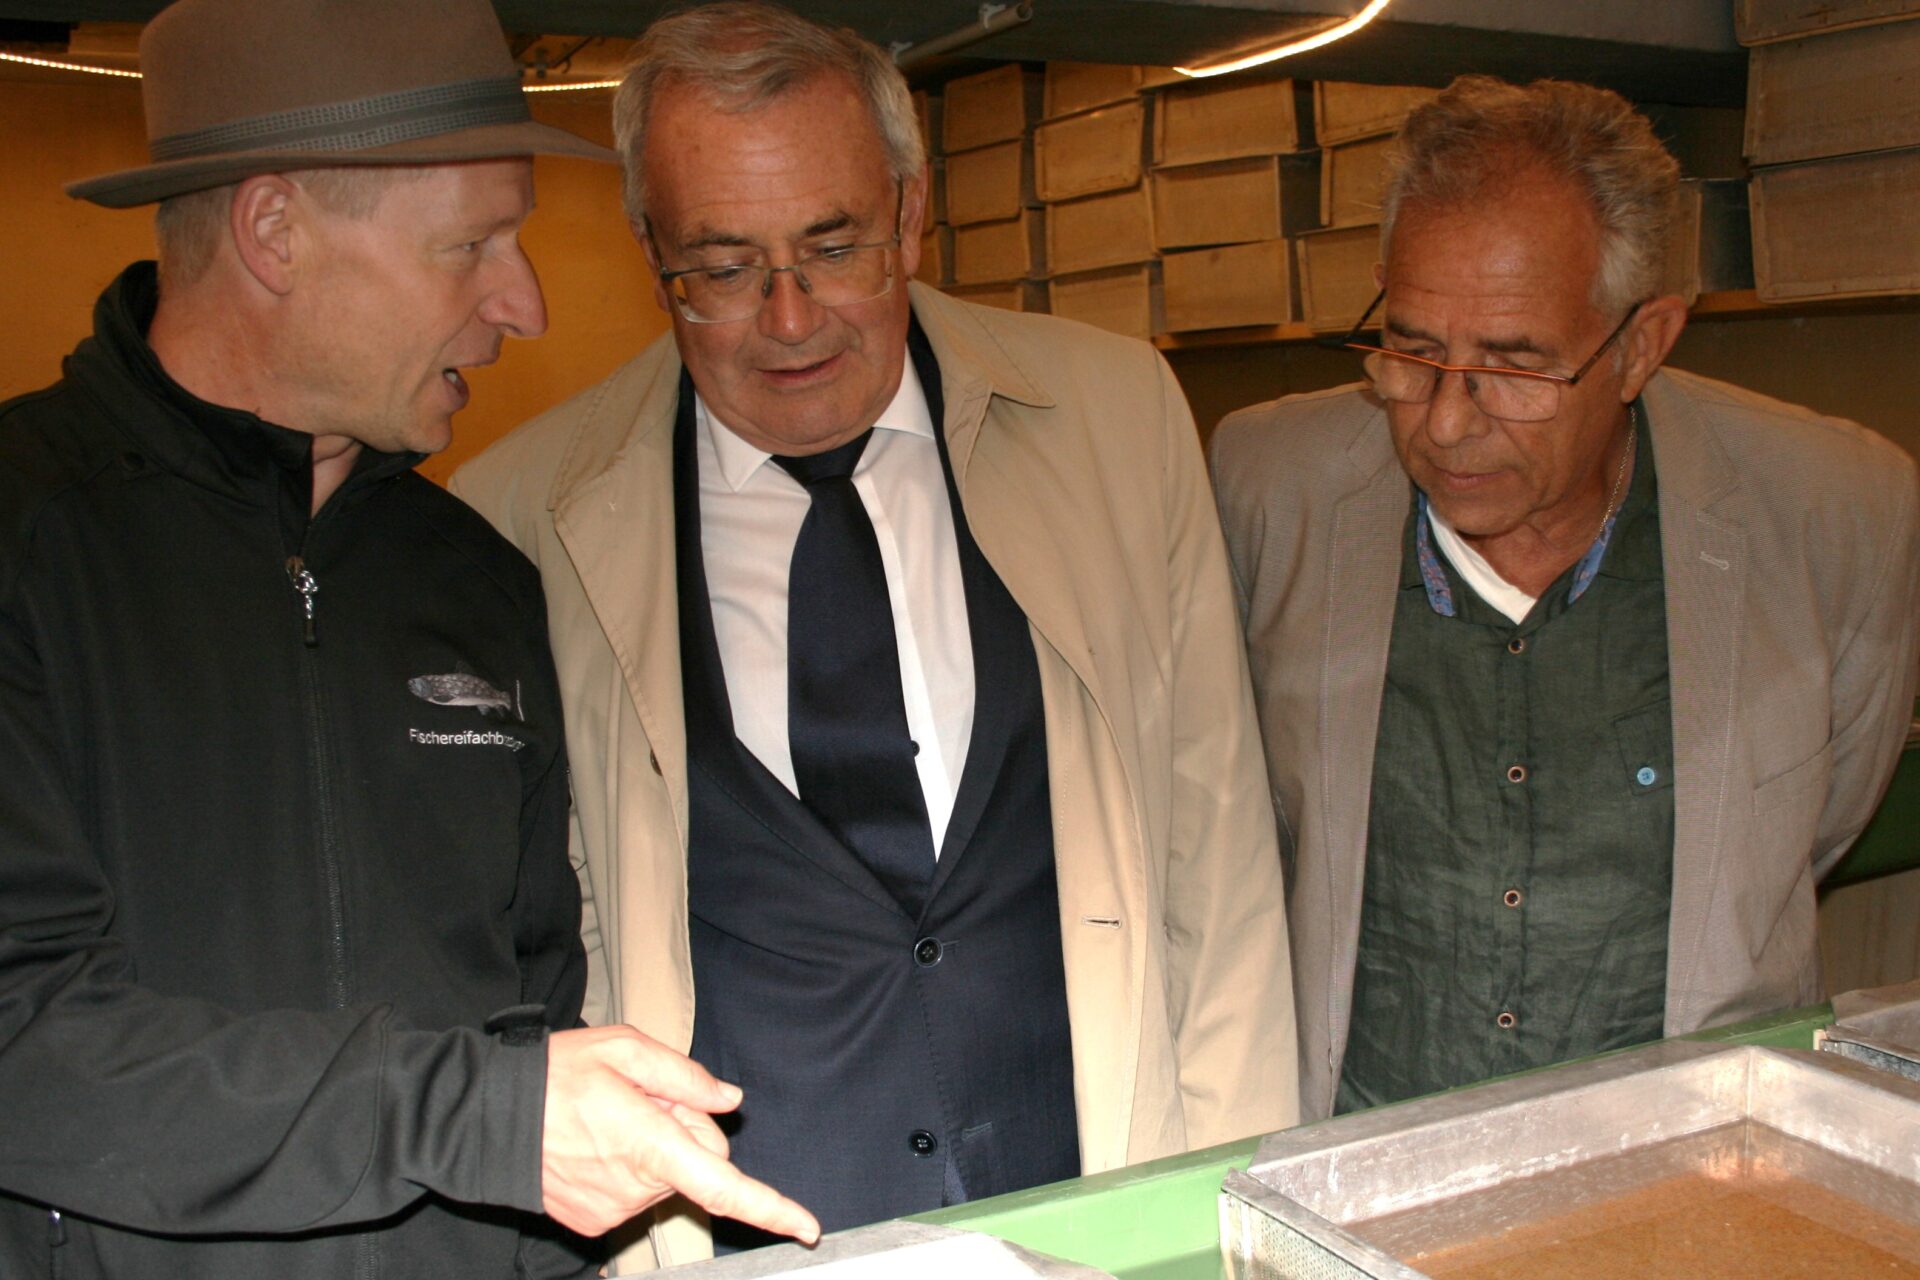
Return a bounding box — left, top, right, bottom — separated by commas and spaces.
914, 937, 942, 967
1507, 637, 1527, 655
909, 1129, 938, 1156
1506, 763, 1529, 784
1503, 888, 1523, 908
649, 750, 662, 776
1496, 1011, 1518, 1029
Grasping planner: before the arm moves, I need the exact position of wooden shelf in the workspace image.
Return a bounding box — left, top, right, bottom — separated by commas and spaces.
1150, 289, 1920, 353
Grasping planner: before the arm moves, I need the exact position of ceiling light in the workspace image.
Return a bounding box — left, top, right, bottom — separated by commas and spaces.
0, 49, 141, 78
1174, 0, 1393, 79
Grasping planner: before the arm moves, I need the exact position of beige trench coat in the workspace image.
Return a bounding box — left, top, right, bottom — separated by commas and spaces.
455, 283, 1299, 1268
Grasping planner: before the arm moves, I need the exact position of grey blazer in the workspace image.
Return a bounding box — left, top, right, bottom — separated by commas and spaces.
1210, 368, 1920, 1120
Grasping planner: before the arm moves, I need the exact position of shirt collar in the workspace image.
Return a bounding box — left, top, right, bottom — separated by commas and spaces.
1410, 401, 1658, 617
696, 348, 933, 494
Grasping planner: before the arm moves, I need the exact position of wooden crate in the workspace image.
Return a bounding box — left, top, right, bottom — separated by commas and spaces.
915, 225, 952, 287
1752, 146, 1920, 300
1746, 17, 1920, 165
944, 280, 1048, 313
1662, 178, 1754, 305
1296, 223, 1381, 334
1044, 62, 1145, 118
943, 64, 1041, 152
951, 209, 1047, 284
1152, 76, 1309, 166
912, 89, 943, 157
1151, 154, 1320, 250
1161, 239, 1295, 331
1045, 185, 1155, 275
1737, 0, 1920, 44
944, 139, 1035, 226
1313, 81, 1438, 145
1321, 134, 1396, 228
1048, 263, 1164, 340
1034, 99, 1148, 201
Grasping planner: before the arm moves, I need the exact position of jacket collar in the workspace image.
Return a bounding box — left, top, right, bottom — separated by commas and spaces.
69, 261, 423, 510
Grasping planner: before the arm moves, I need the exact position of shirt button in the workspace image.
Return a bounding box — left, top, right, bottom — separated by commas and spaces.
909, 1129, 938, 1156
1496, 1011, 1518, 1029
913, 937, 942, 967
1636, 765, 1658, 786
1506, 764, 1529, 784
1506, 637, 1527, 655
1503, 888, 1523, 908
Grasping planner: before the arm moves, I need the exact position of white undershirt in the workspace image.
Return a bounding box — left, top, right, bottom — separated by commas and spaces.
695, 353, 974, 853
1427, 506, 1538, 625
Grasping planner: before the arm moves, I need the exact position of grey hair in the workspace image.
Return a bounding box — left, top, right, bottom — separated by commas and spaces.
611, 0, 924, 229
1379, 75, 1680, 315
155, 167, 427, 292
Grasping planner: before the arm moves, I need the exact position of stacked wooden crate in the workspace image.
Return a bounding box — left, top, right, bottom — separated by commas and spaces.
1740, 0, 1920, 301
1289, 82, 1429, 333
911, 88, 952, 294
938, 64, 1047, 313
1147, 76, 1319, 333
1035, 63, 1167, 340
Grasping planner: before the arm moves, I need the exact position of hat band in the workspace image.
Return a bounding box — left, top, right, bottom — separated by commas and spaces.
148, 76, 531, 162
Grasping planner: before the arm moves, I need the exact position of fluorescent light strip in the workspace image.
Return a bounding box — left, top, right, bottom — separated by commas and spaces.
523, 78, 622, 92
0, 50, 616, 92
0, 49, 142, 78
1174, 0, 1393, 78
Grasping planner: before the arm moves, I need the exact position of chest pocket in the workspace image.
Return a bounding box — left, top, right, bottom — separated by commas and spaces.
1613, 700, 1676, 798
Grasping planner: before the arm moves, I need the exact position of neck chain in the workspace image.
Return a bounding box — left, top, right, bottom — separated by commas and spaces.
1595, 404, 1637, 543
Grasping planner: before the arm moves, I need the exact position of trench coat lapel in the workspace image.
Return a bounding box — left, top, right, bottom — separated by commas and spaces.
547, 347, 692, 846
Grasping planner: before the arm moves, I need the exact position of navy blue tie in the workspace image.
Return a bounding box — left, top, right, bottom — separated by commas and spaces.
774, 430, 935, 913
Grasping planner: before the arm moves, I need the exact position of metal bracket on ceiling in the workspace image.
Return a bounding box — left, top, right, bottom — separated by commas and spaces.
893, 1, 1034, 71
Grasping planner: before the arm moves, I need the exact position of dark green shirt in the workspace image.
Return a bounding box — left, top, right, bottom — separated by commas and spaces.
1338, 423, 1675, 1114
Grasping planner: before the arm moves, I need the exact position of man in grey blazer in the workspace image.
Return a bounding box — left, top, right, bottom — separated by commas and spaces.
1212, 75, 1920, 1122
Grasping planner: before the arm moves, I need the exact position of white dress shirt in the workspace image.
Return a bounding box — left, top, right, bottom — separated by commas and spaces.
695, 353, 975, 853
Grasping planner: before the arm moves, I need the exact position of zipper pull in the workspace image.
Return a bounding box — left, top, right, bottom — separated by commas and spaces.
48, 1208, 65, 1246
285, 556, 319, 647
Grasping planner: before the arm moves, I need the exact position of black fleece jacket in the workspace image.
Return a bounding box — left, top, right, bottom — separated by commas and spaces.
0, 264, 595, 1279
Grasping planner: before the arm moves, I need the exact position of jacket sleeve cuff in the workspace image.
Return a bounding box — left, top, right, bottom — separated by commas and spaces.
479, 1004, 553, 1213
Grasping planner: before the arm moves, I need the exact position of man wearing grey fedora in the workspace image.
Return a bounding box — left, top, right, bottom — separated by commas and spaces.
0, 0, 817, 1276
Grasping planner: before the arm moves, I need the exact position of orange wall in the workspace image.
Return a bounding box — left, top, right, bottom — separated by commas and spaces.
0, 68, 669, 485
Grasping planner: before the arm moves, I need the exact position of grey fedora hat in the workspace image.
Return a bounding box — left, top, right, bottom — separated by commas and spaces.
67, 0, 616, 208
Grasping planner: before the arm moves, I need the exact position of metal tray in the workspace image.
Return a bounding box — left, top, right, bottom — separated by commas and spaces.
1820, 978, 1920, 1083
1221, 1040, 1920, 1279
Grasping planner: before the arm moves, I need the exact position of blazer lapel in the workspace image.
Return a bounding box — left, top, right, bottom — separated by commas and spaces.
1641, 372, 1747, 1028
923, 339, 1023, 902
1321, 409, 1409, 1061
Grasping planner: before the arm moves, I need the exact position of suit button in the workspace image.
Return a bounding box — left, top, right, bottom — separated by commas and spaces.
649, 750, 662, 776
1496, 1011, 1518, 1029
1506, 763, 1529, 784
1507, 637, 1527, 655
909, 1129, 938, 1156
913, 937, 942, 967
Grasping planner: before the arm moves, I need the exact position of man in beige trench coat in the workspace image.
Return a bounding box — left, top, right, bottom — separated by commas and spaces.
455, 2, 1298, 1268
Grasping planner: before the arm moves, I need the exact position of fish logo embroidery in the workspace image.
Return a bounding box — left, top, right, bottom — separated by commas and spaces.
408, 671, 522, 721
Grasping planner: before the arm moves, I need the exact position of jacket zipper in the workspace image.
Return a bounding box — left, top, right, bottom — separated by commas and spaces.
48, 1208, 65, 1279
285, 552, 348, 1009
286, 555, 319, 647
286, 545, 376, 1279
